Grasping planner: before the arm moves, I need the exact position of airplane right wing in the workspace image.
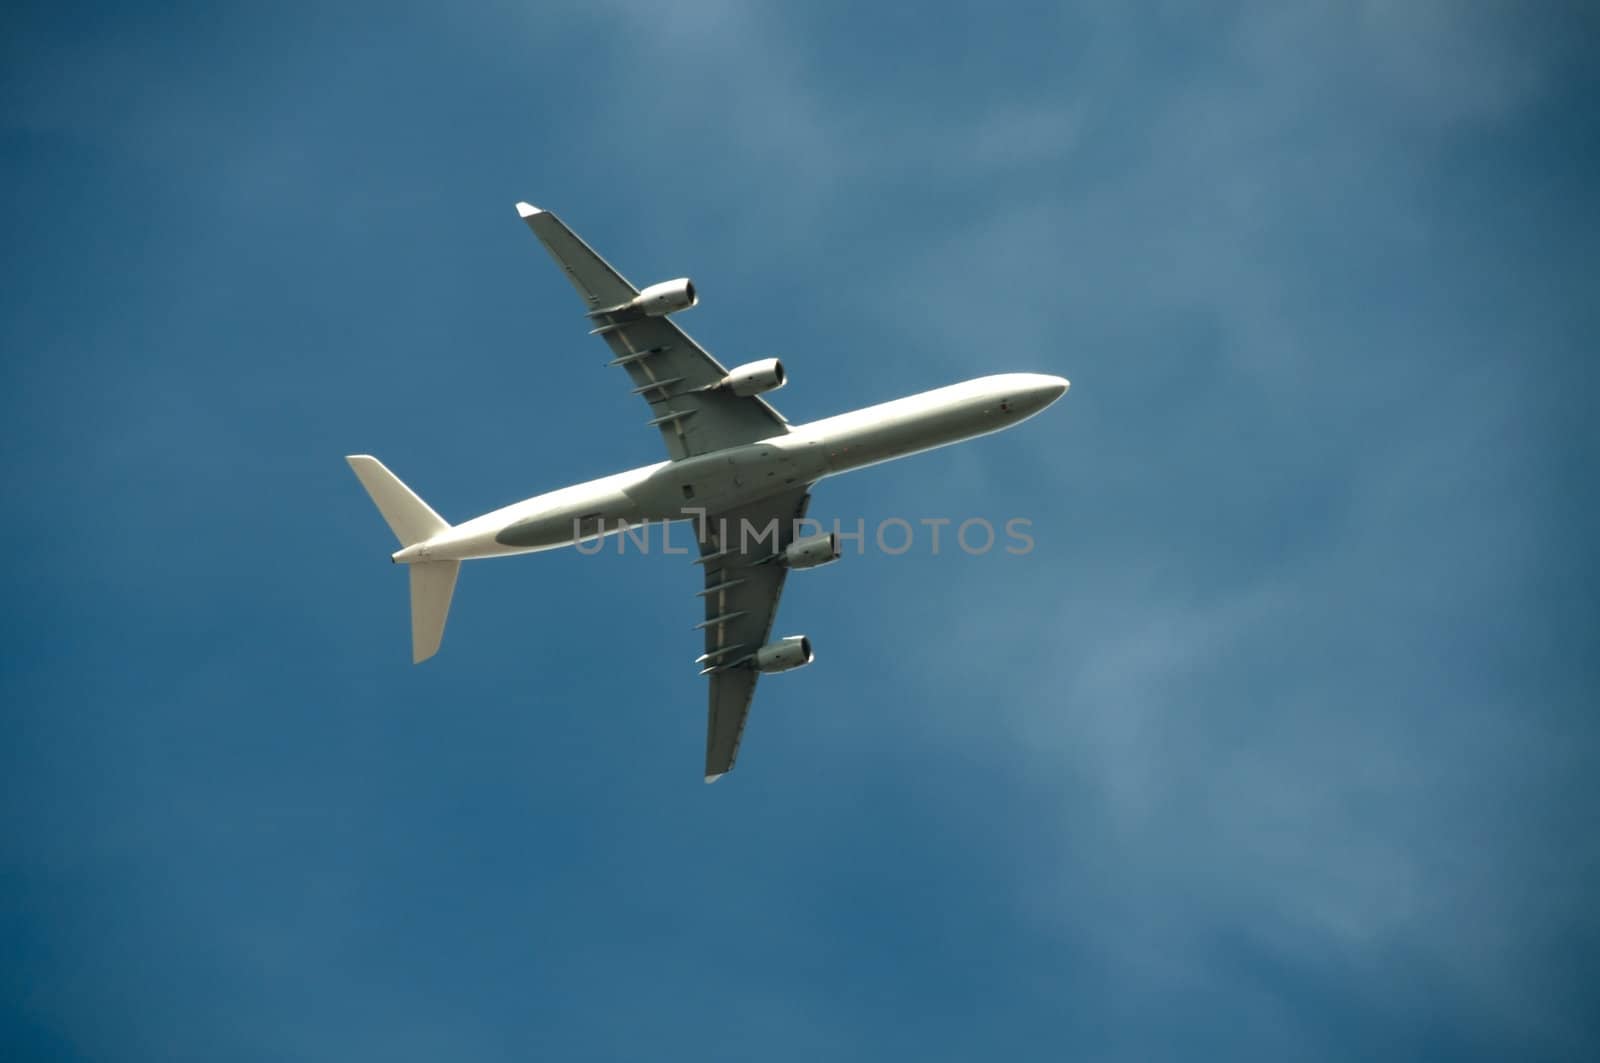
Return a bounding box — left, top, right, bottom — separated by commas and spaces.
515, 203, 789, 461
695, 487, 813, 782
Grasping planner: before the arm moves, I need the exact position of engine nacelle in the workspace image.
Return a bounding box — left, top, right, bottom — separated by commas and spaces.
630, 277, 697, 316
720, 357, 786, 396
755, 635, 814, 674
781, 532, 839, 570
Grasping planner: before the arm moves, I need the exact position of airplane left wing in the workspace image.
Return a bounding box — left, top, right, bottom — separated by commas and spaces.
696, 487, 813, 782
516, 203, 788, 461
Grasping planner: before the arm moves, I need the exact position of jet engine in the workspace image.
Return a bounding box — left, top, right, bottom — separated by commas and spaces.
755, 635, 814, 673
718, 358, 786, 396
781, 532, 839, 570
629, 278, 698, 316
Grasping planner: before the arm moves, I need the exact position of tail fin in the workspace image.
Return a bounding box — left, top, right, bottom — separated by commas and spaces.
345, 455, 458, 663
345, 455, 449, 547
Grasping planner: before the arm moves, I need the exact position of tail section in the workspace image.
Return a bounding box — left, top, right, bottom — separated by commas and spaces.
345, 455, 458, 663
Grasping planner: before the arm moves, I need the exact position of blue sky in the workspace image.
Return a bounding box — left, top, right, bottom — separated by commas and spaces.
4, 1, 1597, 1059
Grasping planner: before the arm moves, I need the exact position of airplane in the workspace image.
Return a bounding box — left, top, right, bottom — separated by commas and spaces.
347, 202, 1070, 782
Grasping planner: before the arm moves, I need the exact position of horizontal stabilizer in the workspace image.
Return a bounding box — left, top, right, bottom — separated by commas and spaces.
345, 455, 449, 547
409, 560, 460, 663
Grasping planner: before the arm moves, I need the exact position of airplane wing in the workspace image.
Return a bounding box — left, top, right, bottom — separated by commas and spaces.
516, 203, 788, 460
696, 487, 812, 782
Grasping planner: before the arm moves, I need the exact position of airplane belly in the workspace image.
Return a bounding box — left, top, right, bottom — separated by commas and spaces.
816, 402, 1002, 476
629, 442, 822, 520
494, 490, 645, 549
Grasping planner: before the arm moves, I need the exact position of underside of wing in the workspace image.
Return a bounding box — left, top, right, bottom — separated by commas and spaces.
516, 203, 787, 459
697, 488, 814, 782
705, 668, 760, 785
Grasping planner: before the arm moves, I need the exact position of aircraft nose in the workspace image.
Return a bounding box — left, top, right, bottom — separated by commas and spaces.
1022, 374, 1070, 411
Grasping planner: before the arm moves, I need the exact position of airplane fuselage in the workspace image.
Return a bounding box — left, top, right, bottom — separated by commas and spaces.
393, 372, 1068, 564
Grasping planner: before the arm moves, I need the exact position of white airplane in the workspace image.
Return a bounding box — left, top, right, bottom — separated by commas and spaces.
348, 202, 1069, 781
